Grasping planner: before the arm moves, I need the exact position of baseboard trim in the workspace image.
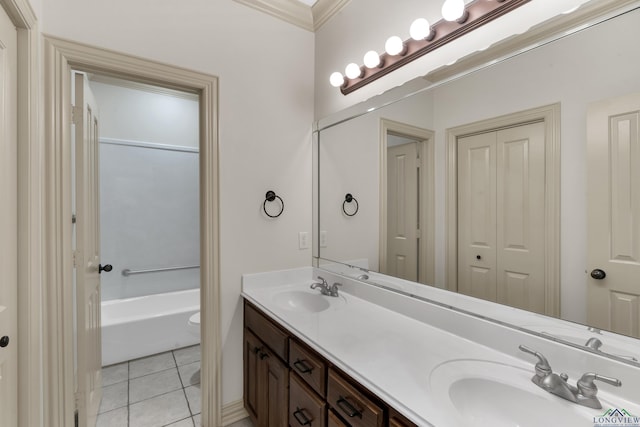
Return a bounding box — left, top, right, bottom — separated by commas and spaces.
222, 399, 249, 426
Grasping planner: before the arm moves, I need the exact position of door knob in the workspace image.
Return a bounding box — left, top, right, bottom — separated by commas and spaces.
0, 336, 9, 348
590, 269, 606, 280
99, 264, 113, 274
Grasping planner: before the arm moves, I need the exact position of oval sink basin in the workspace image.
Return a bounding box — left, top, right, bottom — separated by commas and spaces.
429, 360, 601, 427
273, 290, 336, 313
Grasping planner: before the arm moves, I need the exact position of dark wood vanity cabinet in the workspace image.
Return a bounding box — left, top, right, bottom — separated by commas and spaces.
243, 300, 418, 427
243, 304, 289, 427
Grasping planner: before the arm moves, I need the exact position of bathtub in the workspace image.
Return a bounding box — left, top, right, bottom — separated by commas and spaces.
101, 288, 200, 366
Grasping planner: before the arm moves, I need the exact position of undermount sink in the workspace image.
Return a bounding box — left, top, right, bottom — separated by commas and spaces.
273, 290, 344, 313
429, 359, 602, 427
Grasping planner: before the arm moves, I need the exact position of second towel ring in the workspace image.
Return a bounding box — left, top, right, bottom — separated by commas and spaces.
343, 193, 359, 217
263, 190, 284, 218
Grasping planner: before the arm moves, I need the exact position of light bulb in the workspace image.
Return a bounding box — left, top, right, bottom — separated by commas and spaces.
363, 50, 381, 69
329, 72, 345, 88
442, 0, 466, 22
385, 36, 405, 56
410, 18, 433, 41
345, 63, 363, 79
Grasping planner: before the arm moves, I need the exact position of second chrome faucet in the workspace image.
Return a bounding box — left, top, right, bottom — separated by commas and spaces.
519, 345, 621, 409
310, 276, 342, 297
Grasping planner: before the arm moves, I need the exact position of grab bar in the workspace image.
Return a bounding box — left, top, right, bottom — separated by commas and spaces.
121, 265, 200, 277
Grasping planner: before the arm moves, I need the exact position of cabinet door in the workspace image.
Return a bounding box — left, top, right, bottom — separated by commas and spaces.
264, 347, 289, 427
244, 329, 263, 425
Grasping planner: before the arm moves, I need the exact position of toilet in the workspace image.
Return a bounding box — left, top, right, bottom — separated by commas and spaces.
188, 312, 200, 338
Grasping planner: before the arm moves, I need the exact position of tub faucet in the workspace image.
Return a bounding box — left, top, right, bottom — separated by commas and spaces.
310, 277, 341, 297
519, 345, 621, 409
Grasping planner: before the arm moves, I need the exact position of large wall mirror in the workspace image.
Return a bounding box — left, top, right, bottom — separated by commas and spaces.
315, 4, 640, 366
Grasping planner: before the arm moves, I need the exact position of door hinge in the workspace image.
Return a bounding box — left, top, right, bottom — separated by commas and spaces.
72, 251, 78, 268
416, 228, 422, 238
72, 214, 77, 224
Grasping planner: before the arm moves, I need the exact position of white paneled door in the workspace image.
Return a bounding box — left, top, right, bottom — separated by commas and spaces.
457, 122, 546, 313
74, 72, 104, 427
387, 142, 419, 281
0, 5, 18, 427
587, 93, 640, 338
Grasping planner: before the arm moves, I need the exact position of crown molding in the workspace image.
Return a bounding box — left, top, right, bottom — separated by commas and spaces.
233, 0, 349, 32
311, 0, 351, 30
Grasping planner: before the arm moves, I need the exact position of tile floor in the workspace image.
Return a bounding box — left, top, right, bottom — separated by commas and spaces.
97, 345, 254, 427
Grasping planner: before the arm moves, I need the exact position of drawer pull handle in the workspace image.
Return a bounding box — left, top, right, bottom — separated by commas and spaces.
294, 359, 314, 374
253, 346, 262, 354
293, 407, 312, 426
259, 351, 269, 360
336, 396, 363, 419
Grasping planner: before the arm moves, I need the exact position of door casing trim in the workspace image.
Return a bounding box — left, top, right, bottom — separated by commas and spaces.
445, 103, 561, 317
42, 35, 221, 426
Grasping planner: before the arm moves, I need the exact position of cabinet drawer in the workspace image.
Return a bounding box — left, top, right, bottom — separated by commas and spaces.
290, 339, 327, 397
389, 408, 417, 427
290, 372, 326, 427
244, 302, 289, 362
328, 409, 349, 427
327, 369, 384, 427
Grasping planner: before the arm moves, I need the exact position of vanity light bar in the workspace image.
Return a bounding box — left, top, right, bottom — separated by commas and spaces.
336, 0, 531, 95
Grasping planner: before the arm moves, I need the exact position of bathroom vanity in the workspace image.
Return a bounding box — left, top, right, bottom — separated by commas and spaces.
243, 301, 414, 427
242, 267, 640, 427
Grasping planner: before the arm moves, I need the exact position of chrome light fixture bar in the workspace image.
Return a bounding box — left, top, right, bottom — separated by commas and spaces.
336, 0, 531, 95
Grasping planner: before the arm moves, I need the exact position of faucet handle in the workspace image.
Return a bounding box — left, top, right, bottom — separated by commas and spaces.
519, 345, 552, 377
577, 373, 621, 397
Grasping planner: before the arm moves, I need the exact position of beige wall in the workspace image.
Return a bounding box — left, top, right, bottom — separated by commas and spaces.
40, 0, 314, 404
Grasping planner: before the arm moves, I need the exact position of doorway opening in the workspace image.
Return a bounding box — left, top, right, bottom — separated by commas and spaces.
71, 72, 203, 426
379, 119, 435, 285
42, 36, 220, 427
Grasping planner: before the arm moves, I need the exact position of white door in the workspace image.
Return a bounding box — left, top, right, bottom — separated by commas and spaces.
74, 72, 103, 426
458, 122, 546, 313
0, 5, 18, 427
458, 132, 498, 301
587, 93, 640, 338
386, 142, 419, 281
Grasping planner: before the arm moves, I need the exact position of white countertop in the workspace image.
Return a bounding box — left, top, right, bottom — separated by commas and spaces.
241, 267, 640, 426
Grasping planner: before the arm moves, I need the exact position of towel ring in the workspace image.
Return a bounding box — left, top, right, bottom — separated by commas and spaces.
263, 190, 284, 218
343, 193, 359, 217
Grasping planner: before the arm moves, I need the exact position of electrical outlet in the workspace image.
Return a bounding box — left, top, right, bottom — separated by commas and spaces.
298, 231, 309, 249
320, 231, 328, 248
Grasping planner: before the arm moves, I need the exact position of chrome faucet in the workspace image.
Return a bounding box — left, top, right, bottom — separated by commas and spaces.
519, 345, 622, 409
310, 276, 342, 297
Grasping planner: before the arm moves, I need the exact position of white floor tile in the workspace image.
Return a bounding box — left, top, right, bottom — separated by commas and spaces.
166, 417, 194, 427
96, 407, 128, 427
184, 385, 201, 415
102, 362, 128, 387
173, 345, 200, 366
129, 389, 190, 427
99, 381, 128, 414
177, 361, 200, 387
129, 352, 176, 379
129, 368, 182, 404
192, 414, 200, 427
